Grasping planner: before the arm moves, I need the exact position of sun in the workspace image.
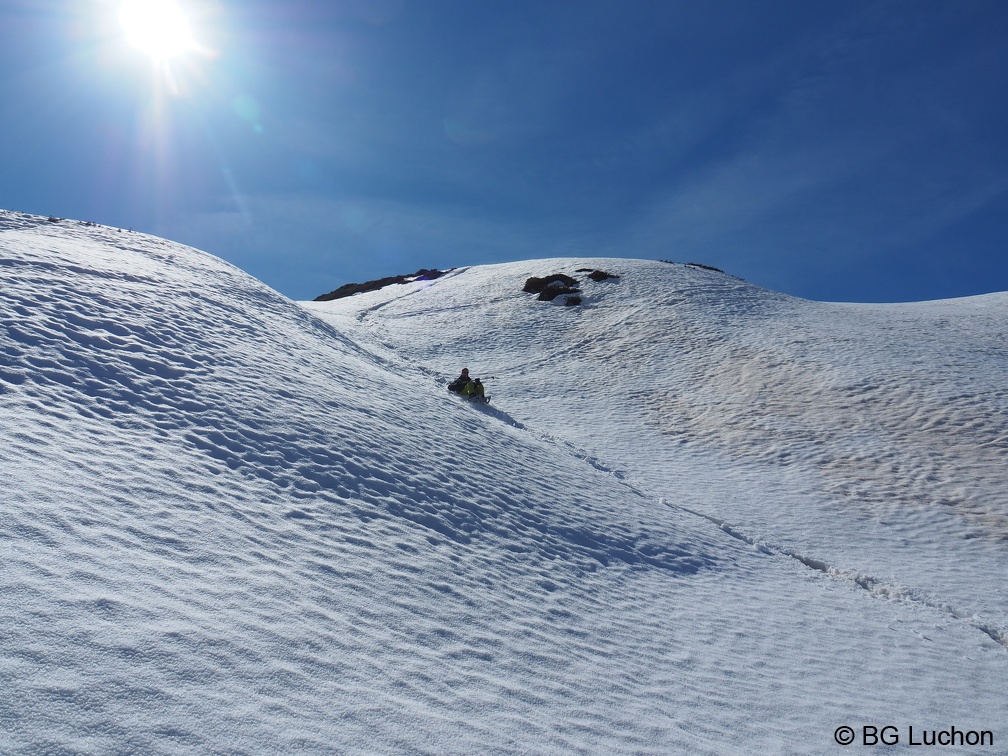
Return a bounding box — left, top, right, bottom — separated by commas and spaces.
119, 0, 195, 62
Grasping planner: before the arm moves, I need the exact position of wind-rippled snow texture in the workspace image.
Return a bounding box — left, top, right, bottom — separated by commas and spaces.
325, 258, 1008, 531
3, 213, 1006, 753
1, 213, 716, 753
311, 259, 1008, 628
309, 257, 1008, 746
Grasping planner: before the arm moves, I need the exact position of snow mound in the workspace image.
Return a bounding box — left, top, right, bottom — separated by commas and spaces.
3, 210, 1007, 753
308, 258, 1008, 626
1, 212, 719, 752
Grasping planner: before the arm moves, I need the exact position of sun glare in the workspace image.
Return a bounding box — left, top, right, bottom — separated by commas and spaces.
119, 0, 195, 61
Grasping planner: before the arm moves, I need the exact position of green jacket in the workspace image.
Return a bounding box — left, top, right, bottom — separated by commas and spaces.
461, 379, 484, 397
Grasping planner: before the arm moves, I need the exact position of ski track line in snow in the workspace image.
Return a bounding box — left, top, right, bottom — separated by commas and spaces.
461, 391, 1008, 652
539, 414, 1008, 650
320, 268, 477, 386
309, 278, 542, 430
660, 500, 1008, 650
518, 411, 1008, 651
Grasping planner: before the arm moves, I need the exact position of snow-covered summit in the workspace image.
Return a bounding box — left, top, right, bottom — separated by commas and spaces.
3, 210, 1006, 753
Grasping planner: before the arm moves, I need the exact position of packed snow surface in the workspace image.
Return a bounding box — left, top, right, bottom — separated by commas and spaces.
2, 209, 1006, 754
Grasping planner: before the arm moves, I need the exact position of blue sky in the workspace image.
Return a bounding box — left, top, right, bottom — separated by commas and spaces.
2, 1, 1007, 302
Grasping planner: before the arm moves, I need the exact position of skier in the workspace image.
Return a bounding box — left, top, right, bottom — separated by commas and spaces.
447, 368, 471, 394
448, 369, 488, 402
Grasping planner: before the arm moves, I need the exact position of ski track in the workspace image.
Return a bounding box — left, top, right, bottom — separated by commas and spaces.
434, 380, 1008, 651
505, 411, 1008, 651
514, 416, 1008, 651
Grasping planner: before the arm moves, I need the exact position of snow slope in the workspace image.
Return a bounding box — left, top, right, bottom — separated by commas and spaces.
307, 260, 1008, 640
2, 210, 1007, 753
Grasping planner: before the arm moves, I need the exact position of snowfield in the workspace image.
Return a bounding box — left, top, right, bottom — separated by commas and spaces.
2, 209, 1006, 754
